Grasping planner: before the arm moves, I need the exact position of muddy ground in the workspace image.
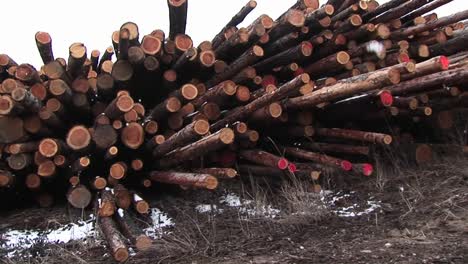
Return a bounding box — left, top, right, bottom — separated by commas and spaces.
1, 157, 467, 264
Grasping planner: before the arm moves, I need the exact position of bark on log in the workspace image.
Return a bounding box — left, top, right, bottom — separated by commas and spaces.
150, 171, 218, 189
98, 216, 129, 262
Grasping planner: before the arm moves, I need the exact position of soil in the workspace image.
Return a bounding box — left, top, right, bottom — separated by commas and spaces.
1, 159, 467, 264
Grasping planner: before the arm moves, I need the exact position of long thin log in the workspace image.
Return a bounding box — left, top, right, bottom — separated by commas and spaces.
158, 128, 234, 168
316, 127, 392, 145
98, 216, 129, 262
35, 31, 54, 64
113, 211, 153, 251
150, 171, 218, 189
284, 147, 352, 171
211, 73, 309, 131
239, 149, 289, 170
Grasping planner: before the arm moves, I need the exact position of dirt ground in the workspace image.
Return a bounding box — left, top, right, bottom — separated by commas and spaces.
1, 157, 467, 264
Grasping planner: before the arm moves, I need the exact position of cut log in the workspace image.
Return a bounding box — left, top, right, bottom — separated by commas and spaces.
150, 171, 218, 189
67, 185, 92, 209
98, 216, 129, 262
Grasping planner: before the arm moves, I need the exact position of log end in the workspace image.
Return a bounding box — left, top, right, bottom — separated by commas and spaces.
415, 144, 433, 164
341, 160, 353, 171
141, 35, 162, 56
379, 90, 393, 107
388, 69, 401, 85
117, 95, 135, 113
219, 128, 235, 145
277, 158, 289, 170
200, 51, 216, 67
110, 163, 126, 180
39, 139, 58, 158
252, 45, 264, 57
175, 34, 193, 52
362, 163, 374, 176
304, 126, 315, 137
114, 248, 130, 263
383, 135, 393, 145
135, 235, 153, 251
324, 4, 334, 15
287, 9, 305, 27
93, 177, 107, 190
26, 173, 41, 189
301, 41, 313, 57
168, 0, 187, 7
181, 84, 198, 100
67, 185, 92, 209
136, 200, 150, 214
66, 126, 91, 150
167, 97, 182, 113
194, 119, 210, 135
439, 56, 450, 70
336, 52, 350, 65
288, 163, 297, 173
205, 175, 219, 190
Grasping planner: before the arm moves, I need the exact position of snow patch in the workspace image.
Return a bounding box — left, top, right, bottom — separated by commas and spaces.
2, 217, 96, 258
320, 190, 382, 218
144, 208, 174, 239
195, 204, 223, 214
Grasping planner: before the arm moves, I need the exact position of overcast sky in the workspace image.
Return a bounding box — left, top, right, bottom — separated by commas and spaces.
0, 0, 465, 68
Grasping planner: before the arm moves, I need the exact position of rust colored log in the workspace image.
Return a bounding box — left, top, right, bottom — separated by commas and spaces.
91, 176, 107, 190
104, 146, 118, 161
147, 97, 181, 121
174, 34, 193, 55
93, 124, 117, 150
153, 119, 209, 158
114, 184, 132, 209
211, 0, 257, 49
99, 189, 116, 217
121, 122, 144, 150
25, 173, 41, 190
0, 95, 24, 115
7, 153, 32, 171
369, 0, 430, 24
250, 84, 277, 101
193, 168, 237, 179
211, 73, 309, 131
0, 54, 18, 70
98, 46, 115, 71
146, 134, 166, 150
112, 60, 133, 83
334, 14, 363, 34
130, 159, 144, 171
144, 120, 159, 135
37, 160, 56, 177
235, 85, 251, 103
100, 60, 113, 74
304, 51, 350, 77
112, 120, 123, 130
66, 125, 91, 151
53, 155, 68, 168
71, 156, 91, 173
39, 138, 68, 158
35, 31, 54, 64
150, 171, 218, 189
104, 94, 134, 120
132, 193, 149, 214
389, 67, 468, 96
67, 184, 92, 209
301, 142, 370, 156
15, 64, 41, 85
141, 35, 162, 57
239, 149, 289, 170
284, 147, 352, 171
98, 216, 129, 263
158, 128, 234, 168
316, 128, 392, 145
110, 162, 128, 180
391, 9, 468, 40
285, 66, 400, 109
254, 41, 312, 73
67, 43, 87, 78
113, 211, 153, 251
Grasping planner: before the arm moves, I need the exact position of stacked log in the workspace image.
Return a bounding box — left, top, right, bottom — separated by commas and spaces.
1, 0, 468, 261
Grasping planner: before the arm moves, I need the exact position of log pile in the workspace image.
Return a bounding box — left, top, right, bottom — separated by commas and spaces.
1, 0, 468, 261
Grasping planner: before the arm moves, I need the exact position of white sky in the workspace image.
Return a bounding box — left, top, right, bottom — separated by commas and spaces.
0, 0, 465, 68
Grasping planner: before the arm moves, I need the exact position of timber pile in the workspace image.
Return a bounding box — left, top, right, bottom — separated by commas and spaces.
1, 0, 468, 261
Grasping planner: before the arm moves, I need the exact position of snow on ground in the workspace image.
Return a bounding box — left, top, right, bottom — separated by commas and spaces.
2, 215, 96, 258
195, 191, 382, 219
321, 190, 382, 218
144, 208, 174, 239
